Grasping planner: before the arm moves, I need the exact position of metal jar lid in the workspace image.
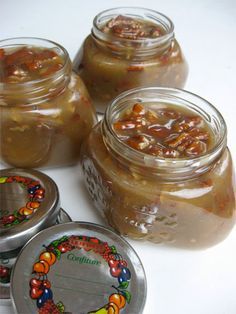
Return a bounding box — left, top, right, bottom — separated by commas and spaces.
0, 168, 60, 254
0, 208, 72, 300
11, 222, 147, 314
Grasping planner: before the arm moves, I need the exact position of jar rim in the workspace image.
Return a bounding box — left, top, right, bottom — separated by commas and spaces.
103, 87, 227, 174
92, 7, 174, 46
0, 37, 70, 87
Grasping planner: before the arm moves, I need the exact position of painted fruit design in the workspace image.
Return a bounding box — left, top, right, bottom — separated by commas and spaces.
0, 175, 45, 227
0, 265, 11, 284
30, 235, 132, 314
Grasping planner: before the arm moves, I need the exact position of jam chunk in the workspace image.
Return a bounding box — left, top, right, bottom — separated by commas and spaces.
102, 15, 164, 40
113, 103, 213, 158
0, 47, 64, 83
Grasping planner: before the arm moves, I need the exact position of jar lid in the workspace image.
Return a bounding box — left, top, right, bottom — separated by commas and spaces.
0, 208, 72, 300
0, 168, 60, 253
11, 222, 147, 313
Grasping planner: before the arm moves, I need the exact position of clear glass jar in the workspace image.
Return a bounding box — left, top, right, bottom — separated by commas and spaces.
0, 37, 97, 168
74, 7, 188, 113
81, 87, 236, 249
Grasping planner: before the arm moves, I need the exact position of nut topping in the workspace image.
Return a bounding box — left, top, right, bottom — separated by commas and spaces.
113, 103, 212, 158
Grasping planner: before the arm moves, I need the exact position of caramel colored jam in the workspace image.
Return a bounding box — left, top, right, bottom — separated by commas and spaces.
101, 15, 165, 39
74, 14, 188, 113
113, 103, 214, 158
0, 47, 64, 83
0, 46, 97, 168
81, 120, 236, 248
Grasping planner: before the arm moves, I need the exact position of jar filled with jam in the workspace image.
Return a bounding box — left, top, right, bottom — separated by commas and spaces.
0, 37, 97, 168
74, 7, 188, 113
81, 87, 236, 249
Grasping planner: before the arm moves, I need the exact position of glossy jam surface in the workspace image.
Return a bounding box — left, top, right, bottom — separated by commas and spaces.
0, 47, 64, 83
0, 45, 97, 168
101, 15, 165, 39
113, 103, 213, 158
81, 121, 236, 249
74, 14, 188, 113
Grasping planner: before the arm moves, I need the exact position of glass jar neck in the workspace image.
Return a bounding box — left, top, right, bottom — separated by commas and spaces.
0, 37, 72, 105
102, 87, 227, 182
92, 7, 175, 60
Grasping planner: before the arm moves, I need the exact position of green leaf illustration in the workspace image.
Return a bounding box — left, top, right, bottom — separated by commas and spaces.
54, 248, 61, 260
51, 240, 60, 248
56, 301, 65, 313
122, 290, 131, 304
118, 281, 129, 289
110, 245, 117, 254
59, 236, 68, 242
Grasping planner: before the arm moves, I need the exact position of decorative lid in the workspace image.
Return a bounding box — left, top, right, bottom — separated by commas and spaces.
0, 168, 60, 253
0, 208, 72, 300
11, 222, 147, 314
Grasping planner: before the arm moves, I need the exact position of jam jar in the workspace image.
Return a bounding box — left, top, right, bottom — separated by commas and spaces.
0, 168, 71, 299
0, 37, 97, 168
73, 7, 188, 113
81, 87, 236, 249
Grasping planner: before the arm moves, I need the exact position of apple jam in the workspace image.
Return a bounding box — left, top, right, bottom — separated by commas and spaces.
81, 88, 236, 249
73, 8, 188, 113
0, 38, 97, 168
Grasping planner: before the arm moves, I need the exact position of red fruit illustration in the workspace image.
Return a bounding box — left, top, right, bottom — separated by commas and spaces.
57, 242, 72, 253
30, 278, 42, 288
90, 237, 99, 244
108, 259, 120, 268
119, 260, 127, 267
30, 287, 44, 299
42, 280, 51, 289
110, 266, 122, 277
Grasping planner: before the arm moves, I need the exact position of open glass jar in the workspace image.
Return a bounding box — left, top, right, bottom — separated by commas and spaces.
81, 87, 236, 249
74, 7, 188, 113
0, 37, 97, 168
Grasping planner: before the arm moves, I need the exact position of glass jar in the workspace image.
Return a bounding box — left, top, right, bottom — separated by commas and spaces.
73, 7, 188, 113
81, 87, 236, 249
0, 37, 97, 168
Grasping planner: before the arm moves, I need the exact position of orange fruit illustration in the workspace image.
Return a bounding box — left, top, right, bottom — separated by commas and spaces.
33, 260, 50, 274
109, 294, 126, 309
39, 251, 56, 266
19, 207, 33, 216
26, 201, 40, 209
108, 302, 120, 314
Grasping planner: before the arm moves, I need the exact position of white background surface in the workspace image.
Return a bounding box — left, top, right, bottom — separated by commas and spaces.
0, 0, 236, 313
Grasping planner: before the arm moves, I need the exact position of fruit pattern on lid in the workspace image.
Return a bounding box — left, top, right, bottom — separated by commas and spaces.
29, 235, 132, 314
0, 175, 45, 228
